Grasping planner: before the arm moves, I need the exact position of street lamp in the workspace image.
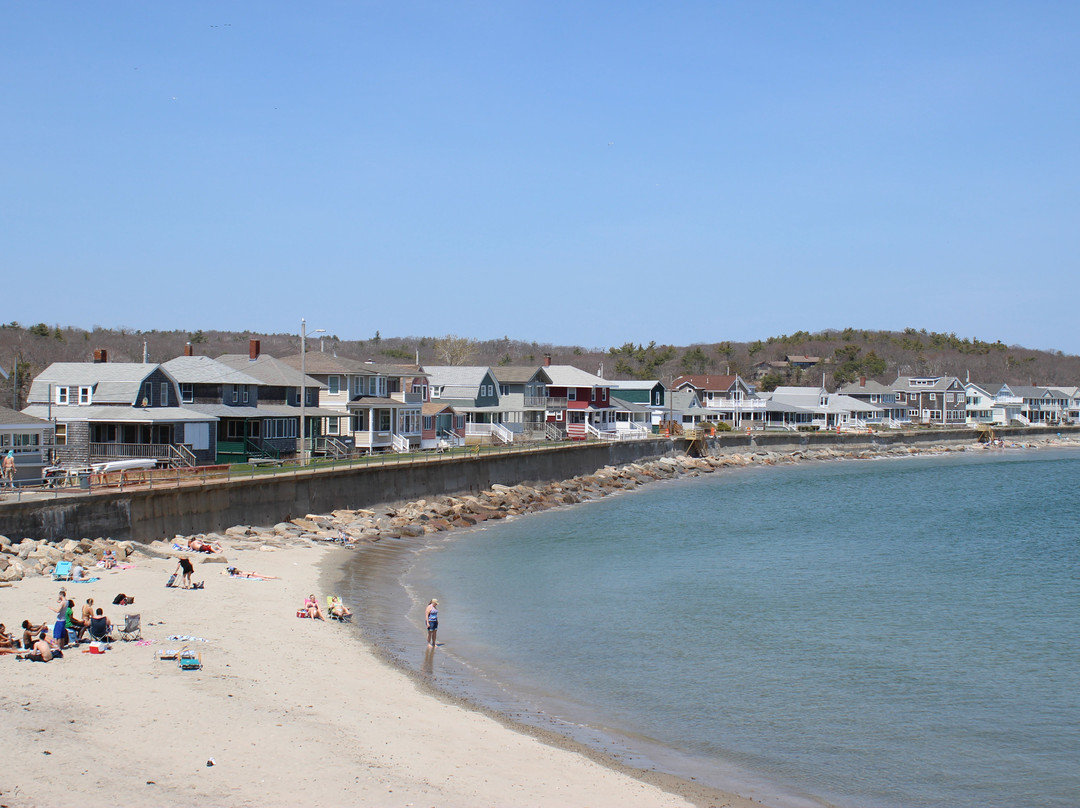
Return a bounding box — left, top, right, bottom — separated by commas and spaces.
300, 318, 325, 465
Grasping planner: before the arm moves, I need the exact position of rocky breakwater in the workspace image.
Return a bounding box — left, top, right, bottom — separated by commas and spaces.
0, 535, 140, 584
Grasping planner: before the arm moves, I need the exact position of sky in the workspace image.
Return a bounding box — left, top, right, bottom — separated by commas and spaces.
4, 2, 1079, 353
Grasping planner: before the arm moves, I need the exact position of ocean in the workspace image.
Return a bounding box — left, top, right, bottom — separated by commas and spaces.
342, 448, 1080, 808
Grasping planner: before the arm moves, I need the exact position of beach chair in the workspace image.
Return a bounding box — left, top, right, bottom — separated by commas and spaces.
178, 647, 202, 670
327, 596, 352, 622
52, 561, 73, 582
118, 614, 142, 641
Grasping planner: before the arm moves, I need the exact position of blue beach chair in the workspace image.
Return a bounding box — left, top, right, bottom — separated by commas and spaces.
52, 561, 73, 582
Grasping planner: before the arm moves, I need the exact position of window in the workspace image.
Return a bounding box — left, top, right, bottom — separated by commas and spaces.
432, 386, 441, 399
591, 389, 597, 402
328, 375, 340, 395
232, 386, 239, 403
161, 383, 169, 406
929, 393, 936, 401
242, 387, 249, 403
54, 424, 67, 445
908, 409, 919, 417
180, 383, 194, 403
326, 417, 339, 435
500, 384, 510, 396
423, 416, 433, 431
56, 387, 69, 405
568, 389, 577, 401
555, 411, 563, 421
79, 386, 91, 405
351, 411, 368, 431
143, 382, 152, 404
378, 410, 391, 431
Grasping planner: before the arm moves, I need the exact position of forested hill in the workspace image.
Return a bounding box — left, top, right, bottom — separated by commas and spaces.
2, 322, 1079, 408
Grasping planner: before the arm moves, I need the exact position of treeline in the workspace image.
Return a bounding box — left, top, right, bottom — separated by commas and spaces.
2, 322, 1079, 409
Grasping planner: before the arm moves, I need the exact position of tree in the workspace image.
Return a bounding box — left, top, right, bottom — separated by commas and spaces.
680, 346, 710, 375
758, 372, 785, 392
433, 334, 475, 365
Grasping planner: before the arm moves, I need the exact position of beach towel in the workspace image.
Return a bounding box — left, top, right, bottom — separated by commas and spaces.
72, 577, 100, 584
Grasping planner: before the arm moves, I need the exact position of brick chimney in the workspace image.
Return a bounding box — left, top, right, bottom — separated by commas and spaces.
249, 339, 261, 361
93, 349, 108, 363
184, 342, 194, 357
543, 354, 551, 367
859, 376, 866, 387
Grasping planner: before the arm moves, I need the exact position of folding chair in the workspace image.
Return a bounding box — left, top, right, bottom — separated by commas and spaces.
118, 614, 142, 641
52, 561, 73, 582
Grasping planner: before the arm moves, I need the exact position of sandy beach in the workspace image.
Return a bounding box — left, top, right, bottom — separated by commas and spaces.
0, 537, 757, 808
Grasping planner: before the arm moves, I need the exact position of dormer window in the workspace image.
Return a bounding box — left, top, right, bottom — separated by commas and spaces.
180, 383, 194, 403
56, 387, 69, 405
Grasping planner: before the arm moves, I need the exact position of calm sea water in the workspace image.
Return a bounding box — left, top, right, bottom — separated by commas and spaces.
344, 449, 1080, 808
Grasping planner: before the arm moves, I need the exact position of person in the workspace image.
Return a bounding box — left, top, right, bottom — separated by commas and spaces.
64, 599, 87, 642
49, 589, 69, 649
88, 608, 114, 642
22, 620, 49, 649
19, 631, 57, 662
0, 624, 13, 649
425, 598, 439, 647
225, 566, 279, 580
2, 450, 15, 488
71, 563, 91, 582
101, 549, 116, 569
81, 597, 95, 625
304, 594, 325, 620
187, 537, 221, 554
176, 556, 194, 589
329, 596, 352, 619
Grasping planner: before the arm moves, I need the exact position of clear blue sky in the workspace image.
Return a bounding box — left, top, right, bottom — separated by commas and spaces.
4, 2, 1078, 352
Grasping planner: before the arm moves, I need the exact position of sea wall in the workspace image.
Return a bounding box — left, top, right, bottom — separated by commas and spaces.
2, 425, 1077, 543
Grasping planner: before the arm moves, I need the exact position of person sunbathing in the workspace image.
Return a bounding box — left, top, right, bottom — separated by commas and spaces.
101, 549, 117, 569
187, 538, 221, 554
225, 566, 279, 580
0, 624, 14, 649
22, 620, 49, 649
329, 597, 353, 619
304, 594, 325, 620
19, 632, 58, 662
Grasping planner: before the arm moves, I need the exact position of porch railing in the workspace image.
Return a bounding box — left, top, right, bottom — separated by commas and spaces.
168, 444, 197, 468
490, 422, 514, 444
392, 433, 410, 453
90, 443, 174, 461
545, 422, 565, 441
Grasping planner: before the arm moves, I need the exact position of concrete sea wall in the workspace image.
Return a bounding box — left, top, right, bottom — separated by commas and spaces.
1, 425, 1075, 542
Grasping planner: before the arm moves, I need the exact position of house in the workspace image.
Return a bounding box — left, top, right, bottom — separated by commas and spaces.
1011, 385, 1068, 425
766, 386, 884, 430
216, 341, 337, 458
421, 402, 464, 450
1050, 387, 1080, 422
334, 362, 427, 453
786, 355, 822, 369
607, 379, 667, 426
491, 366, 554, 438
22, 352, 215, 468
836, 377, 906, 426
608, 395, 654, 438
890, 376, 967, 427
671, 374, 764, 428
426, 367, 508, 442
961, 382, 1000, 425
0, 406, 53, 483
279, 352, 376, 454
543, 365, 616, 440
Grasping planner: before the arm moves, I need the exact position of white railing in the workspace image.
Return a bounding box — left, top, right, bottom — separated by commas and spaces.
545, 422, 565, 441
490, 422, 514, 444
702, 398, 767, 410
1012, 414, 1031, 426
392, 433, 410, 453
995, 395, 1023, 405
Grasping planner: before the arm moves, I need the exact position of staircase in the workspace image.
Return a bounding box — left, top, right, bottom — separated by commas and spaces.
317, 436, 350, 459
392, 433, 410, 453
490, 422, 514, 444
545, 422, 566, 441
166, 444, 197, 469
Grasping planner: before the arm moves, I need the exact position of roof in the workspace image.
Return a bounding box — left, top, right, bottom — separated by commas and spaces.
216, 354, 325, 389
182, 403, 343, 419
786, 355, 821, 363
1009, 385, 1051, 398
162, 356, 263, 386
360, 362, 428, 378
0, 406, 50, 427
424, 366, 493, 388
892, 376, 962, 392
22, 404, 215, 423
609, 395, 651, 413
607, 379, 664, 390
837, 379, 894, 395
671, 374, 738, 392
422, 402, 456, 416
491, 366, 551, 385
27, 362, 170, 405
277, 353, 375, 376
544, 365, 608, 388
346, 396, 416, 409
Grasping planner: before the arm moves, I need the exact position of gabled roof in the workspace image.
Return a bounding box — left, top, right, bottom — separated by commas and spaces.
1010, 385, 1051, 398
491, 366, 551, 385
27, 362, 173, 405
837, 379, 894, 395
278, 353, 376, 376
22, 404, 215, 423
544, 365, 608, 388
422, 401, 456, 416
891, 376, 963, 392
607, 379, 664, 390
786, 355, 821, 363
162, 356, 263, 386
360, 362, 428, 378
0, 405, 49, 427
671, 374, 738, 392
216, 354, 324, 389
424, 366, 493, 388
609, 395, 651, 414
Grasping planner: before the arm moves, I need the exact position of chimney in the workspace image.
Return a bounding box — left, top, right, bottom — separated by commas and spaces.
249, 339, 261, 361
184, 342, 194, 357
543, 355, 551, 367
93, 349, 108, 363
860, 376, 866, 387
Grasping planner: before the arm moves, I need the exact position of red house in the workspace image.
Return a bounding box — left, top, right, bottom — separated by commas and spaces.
543, 364, 616, 440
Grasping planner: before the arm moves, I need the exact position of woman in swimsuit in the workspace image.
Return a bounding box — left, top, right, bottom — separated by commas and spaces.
425, 599, 439, 647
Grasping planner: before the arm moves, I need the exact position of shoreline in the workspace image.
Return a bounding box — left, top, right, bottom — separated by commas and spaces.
2, 434, 1075, 807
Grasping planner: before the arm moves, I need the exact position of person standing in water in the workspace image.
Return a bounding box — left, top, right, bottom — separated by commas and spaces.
425, 599, 439, 647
